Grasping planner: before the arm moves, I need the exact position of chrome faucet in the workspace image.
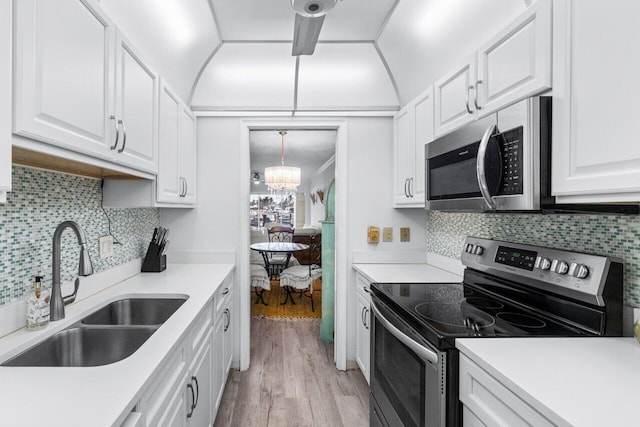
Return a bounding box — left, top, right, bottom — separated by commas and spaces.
50, 221, 94, 321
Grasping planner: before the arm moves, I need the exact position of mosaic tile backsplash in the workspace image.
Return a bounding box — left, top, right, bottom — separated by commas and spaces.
426, 211, 640, 306
0, 166, 160, 306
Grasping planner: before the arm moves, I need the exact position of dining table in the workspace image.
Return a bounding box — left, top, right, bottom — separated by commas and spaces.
249, 241, 309, 279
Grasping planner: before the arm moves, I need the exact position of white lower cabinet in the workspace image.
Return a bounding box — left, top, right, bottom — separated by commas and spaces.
459, 354, 554, 427
354, 273, 370, 384
136, 278, 235, 427
213, 281, 234, 412
551, 0, 640, 203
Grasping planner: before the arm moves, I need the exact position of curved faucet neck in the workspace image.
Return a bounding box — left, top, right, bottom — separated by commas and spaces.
52, 221, 88, 287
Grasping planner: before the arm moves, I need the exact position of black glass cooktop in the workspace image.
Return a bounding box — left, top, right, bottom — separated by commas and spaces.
371, 281, 589, 349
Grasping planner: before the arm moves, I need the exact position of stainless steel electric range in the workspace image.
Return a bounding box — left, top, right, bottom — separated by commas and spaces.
369, 237, 624, 427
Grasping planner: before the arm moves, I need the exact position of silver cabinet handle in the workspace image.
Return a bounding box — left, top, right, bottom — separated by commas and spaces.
184, 178, 188, 197
224, 308, 231, 331
361, 306, 366, 326
186, 383, 195, 418
117, 119, 127, 153
474, 80, 483, 110
109, 115, 120, 150
179, 177, 185, 197
466, 86, 474, 114
370, 301, 438, 364
409, 177, 414, 198
222, 287, 230, 295
364, 308, 369, 330
404, 178, 409, 198
476, 123, 498, 210
363, 287, 370, 294
192, 375, 199, 409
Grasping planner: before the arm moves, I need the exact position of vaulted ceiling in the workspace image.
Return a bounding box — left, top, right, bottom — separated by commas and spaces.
98, 0, 530, 112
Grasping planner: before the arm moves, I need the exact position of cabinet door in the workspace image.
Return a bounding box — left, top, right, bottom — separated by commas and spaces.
552, 0, 640, 203
434, 58, 477, 137
411, 87, 434, 205
393, 107, 414, 206
212, 313, 225, 412
188, 337, 213, 426
476, 0, 552, 117
157, 81, 182, 203
355, 291, 369, 382
179, 106, 197, 204
0, 0, 11, 202
113, 31, 158, 174
13, 0, 115, 159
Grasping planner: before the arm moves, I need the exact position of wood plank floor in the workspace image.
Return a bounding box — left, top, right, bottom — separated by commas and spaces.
214, 317, 370, 427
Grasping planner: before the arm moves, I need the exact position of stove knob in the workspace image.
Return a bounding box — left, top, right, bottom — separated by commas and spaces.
551, 260, 569, 275
569, 263, 590, 279
466, 244, 474, 253
535, 256, 551, 270
473, 245, 484, 255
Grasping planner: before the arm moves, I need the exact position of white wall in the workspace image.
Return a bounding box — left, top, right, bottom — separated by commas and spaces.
161, 115, 426, 364
308, 160, 335, 225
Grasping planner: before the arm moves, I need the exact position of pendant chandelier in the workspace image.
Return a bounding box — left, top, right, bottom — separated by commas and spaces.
264, 131, 301, 194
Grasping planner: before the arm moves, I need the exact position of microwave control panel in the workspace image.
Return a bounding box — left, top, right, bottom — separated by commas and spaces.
498, 126, 523, 195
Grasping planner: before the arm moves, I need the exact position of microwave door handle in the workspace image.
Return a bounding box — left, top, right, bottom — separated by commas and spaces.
370, 301, 438, 365
477, 123, 498, 210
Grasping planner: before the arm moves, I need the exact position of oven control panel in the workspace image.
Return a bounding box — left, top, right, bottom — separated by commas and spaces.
461, 237, 617, 306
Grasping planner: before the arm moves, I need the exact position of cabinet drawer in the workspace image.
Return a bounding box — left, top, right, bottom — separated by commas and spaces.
139, 345, 186, 426
214, 277, 233, 319
355, 273, 371, 300
459, 355, 554, 427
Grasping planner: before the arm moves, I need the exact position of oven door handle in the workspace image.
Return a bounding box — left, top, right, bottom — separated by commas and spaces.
370, 301, 438, 365
476, 123, 498, 210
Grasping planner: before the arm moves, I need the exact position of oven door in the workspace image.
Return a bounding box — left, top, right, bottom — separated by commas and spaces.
370, 298, 447, 427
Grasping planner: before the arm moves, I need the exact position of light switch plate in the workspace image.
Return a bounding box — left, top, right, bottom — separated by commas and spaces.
367, 226, 380, 244
99, 235, 114, 259
400, 227, 410, 242
383, 227, 393, 242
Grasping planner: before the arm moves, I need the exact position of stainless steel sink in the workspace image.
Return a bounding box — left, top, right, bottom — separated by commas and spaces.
2, 296, 188, 367
2, 326, 156, 367
81, 297, 187, 326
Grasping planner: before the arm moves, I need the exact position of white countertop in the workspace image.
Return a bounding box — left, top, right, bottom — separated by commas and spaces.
0, 263, 234, 427
352, 263, 462, 283
456, 337, 640, 426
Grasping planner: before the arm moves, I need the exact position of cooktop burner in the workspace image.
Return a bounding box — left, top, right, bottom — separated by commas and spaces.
414, 302, 495, 329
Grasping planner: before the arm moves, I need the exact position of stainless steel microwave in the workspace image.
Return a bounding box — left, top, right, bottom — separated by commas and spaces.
426, 96, 551, 212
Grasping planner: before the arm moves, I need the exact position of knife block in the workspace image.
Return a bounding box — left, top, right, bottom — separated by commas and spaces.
141, 242, 167, 272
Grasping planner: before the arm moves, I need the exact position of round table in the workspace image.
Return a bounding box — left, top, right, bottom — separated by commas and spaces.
250, 242, 309, 279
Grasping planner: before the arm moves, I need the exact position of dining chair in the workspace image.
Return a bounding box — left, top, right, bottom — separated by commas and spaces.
267, 225, 296, 277
279, 232, 322, 311
250, 264, 270, 305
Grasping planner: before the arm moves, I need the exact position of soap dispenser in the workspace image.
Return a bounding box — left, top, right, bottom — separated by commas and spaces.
26, 276, 49, 330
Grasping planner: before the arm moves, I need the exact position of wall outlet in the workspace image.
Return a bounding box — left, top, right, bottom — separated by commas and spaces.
383, 227, 393, 242
99, 235, 114, 259
400, 227, 410, 242
367, 226, 380, 244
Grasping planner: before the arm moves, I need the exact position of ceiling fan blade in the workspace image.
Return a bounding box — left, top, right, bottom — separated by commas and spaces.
292, 13, 325, 56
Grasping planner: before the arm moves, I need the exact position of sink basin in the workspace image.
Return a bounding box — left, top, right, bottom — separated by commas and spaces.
81, 297, 187, 326
2, 326, 156, 367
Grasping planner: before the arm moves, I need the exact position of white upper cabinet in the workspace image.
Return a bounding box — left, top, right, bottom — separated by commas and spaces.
552, 0, 640, 203
157, 80, 196, 206
157, 81, 182, 203
393, 86, 434, 207
475, 0, 552, 117
13, 0, 115, 159
13, 0, 158, 175
112, 31, 158, 174
434, 59, 476, 138
179, 106, 197, 204
434, 0, 552, 138
0, 0, 12, 203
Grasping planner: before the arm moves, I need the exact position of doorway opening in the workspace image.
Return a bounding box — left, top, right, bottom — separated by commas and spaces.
248, 129, 336, 321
